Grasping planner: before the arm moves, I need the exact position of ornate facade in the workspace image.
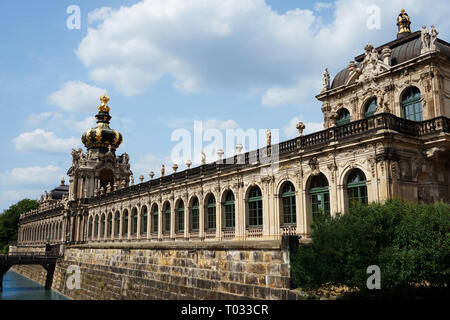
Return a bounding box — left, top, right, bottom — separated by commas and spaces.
16, 11, 450, 248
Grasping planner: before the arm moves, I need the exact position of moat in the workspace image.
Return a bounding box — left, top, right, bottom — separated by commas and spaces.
0, 270, 69, 300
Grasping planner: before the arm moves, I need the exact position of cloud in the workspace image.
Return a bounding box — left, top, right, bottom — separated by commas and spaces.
88, 7, 113, 25
159, 117, 239, 130
0, 165, 65, 187
13, 129, 80, 153
77, 0, 450, 106
283, 116, 323, 139
314, 2, 333, 11
132, 153, 173, 178
47, 81, 106, 112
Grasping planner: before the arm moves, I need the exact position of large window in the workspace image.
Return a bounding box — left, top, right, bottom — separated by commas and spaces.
141, 206, 148, 236
101, 214, 106, 238
164, 203, 171, 233
114, 211, 120, 236
347, 169, 368, 208
94, 216, 99, 238
364, 98, 377, 118
88, 217, 93, 239
224, 191, 235, 229
132, 208, 138, 235
248, 186, 263, 227
309, 173, 330, 222
402, 87, 422, 121
191, 197, 199, 231
122, 209, 128, 237
281, 182, 296, 225
336, 108, 350, 126
152, 205, 158, 233
206, 195, 216, 230
107, 213, 112, 238
177, 201, 184, 233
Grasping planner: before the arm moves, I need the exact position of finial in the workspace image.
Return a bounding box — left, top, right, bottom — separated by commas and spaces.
397, 9, 411, 38
98, 94, 111, 113
296, 122, 306, 136
185, 160, 192, 169
172, 164, 178, 173
61, 177, 65, 186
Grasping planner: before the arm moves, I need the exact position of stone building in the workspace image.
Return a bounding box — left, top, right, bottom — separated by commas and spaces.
16, 11, 450, 249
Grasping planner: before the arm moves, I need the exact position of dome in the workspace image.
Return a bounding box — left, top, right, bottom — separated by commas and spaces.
81, 95, 123, 154
50, 178, 69, 200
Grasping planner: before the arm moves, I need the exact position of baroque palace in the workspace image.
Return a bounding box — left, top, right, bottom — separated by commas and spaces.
16, 11, 450, 249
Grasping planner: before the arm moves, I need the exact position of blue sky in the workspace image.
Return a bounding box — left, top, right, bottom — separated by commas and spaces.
0, 0, 449, 212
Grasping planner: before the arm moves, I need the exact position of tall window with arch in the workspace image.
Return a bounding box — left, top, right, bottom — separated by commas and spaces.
164, 203, 171, 234
152, 205, 158, 234
141, 206, 148, 236
100, 214, 106, 238
346, 169, 368, 209
206, 195, 216, 230
336, 108, 350, 126
107, 213, 112, 238
88, 216, 93, 239
122, 209, 128, 237
401, 86, 422, 121
364, 98, 377, 118
177, 201, 184, 233
132, 208, 138, 235
281, 182, 296, 225
223, 191, 235, 229
309, 173, 330, 222
191, 197, 199, 231
248, 186, 263, 227
114, 211, 120, 236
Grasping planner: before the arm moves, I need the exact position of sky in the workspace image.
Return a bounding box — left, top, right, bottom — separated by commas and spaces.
0, 0, 449, 212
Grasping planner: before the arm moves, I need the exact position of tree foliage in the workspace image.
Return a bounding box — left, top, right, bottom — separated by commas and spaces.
291, 200, 450, 294
0, 199, 39, 252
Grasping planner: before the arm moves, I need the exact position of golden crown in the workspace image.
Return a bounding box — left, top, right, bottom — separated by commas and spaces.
98, 94, 110, 113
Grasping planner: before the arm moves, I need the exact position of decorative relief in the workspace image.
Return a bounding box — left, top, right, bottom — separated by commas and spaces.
308, 157, 320, 176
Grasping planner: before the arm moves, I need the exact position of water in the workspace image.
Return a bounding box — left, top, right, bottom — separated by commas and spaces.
0, 270, 70, 300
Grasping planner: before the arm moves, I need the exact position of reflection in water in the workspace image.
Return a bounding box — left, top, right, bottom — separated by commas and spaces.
0, 270, 69, 300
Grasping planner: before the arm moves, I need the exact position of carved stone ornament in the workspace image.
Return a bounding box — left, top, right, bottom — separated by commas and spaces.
308, 157, 320, 176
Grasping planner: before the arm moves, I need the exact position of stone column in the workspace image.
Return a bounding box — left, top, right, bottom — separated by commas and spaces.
216, 193, 222, 240
262, 182, 271, 239
136, 207, 141, 239
235, 184, 245, 240
127, 208, 131, 240
158, 204, 163, 240
199, 197, 205, 239
170, 199, 175, 239
119, 211, 123, 241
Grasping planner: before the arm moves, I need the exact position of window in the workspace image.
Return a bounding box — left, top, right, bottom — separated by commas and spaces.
224, 191, 235, 229
122, 209, 128, 236
132, 208, 138, 235
94, 216, 99, 238
114, 211, 120, 236
164, 203, 171, 233
152, 205, 158, 233
206, 195, 216, 230
88, 217, 93, 239
177, 201, 184, 233
191, 197, 199, 231
141, 206, 148, 235
248, 186, 263, 227
281, 182, 296, 225
402, 87, 422, 121
336, 108, 350, 126
107, 213, 112, 238
309, 173, 330, 222
347, 169, 368, 208
364, 98, 377, 118
101, 214, 106, 238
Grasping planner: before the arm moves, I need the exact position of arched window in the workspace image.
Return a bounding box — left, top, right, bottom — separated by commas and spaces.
107, 213, 112, 238
346, 169, 368, 208
100, 214, 106, 238
309, 173, 330, 222
122, 209, 128, 237
163, 203, 171, 234
224, 191, 235, 229
402, 87, 422, 121
336, 108, 350, 126
152, 205, 158, 233
114, 211, 120, 236
177, 201, 184, 233
281, 182, 296, 225
131, 208, 138, 235
141, 206, 148, 236
88, 217, 93, 239
248, 186, 263, 227
94, 216, 99, 238
206, 195, 216, 230
364, 98, 377, 118
191, 197, 199, 231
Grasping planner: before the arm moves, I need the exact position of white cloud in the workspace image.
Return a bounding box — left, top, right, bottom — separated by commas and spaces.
132, 154, 173, 179
283, 116, 323, 139
13, 129, 80, 153
314, 2, 333, 11
0, 165, 65, 187
76, 0, 450, 106
47, 81, 106, 112
159, 117, 239, 130
88, 7, 113, 25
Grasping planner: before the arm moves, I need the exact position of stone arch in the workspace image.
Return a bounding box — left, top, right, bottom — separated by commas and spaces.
340, 166, 370, 212
245, 184, 264, 228
361, 96, 378, 118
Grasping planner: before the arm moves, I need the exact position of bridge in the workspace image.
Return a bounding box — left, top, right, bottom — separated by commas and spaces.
0, 251, 61, 292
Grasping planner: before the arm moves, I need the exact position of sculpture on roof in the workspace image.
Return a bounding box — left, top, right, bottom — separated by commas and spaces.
322, 68, 330, 92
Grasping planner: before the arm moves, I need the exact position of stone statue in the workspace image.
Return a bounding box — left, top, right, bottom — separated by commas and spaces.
185, 160, 192, 169
429, 25, 439, 51
106, 183, 112, 193
139, 175, 144, 183
71, 148, 80, 163
266, 129, 271, 146
421, 25, 430, 50
161, 164, 165, 177
172, 164, 178, 173
322, 68, 330, 91
130, 175, 134, 185
149, 171, 155, 180
201, 151, 206, 165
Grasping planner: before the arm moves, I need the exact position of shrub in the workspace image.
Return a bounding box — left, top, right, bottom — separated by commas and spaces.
291, 199, 450, 293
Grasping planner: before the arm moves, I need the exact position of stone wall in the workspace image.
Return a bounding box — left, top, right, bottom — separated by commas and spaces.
48, 239, 303, 300
10, 265, 48, 287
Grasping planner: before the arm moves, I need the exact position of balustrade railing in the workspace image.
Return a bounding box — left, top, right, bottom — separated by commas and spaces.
281, 225, 297, 236
246, 227, 263, 238
222, 229, 235, 240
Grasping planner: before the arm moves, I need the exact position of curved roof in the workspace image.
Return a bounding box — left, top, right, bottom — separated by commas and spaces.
51, 184, 69, 200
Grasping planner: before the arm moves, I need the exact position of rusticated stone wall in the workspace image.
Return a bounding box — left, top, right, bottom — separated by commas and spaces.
10, 265, 48, 287
47, 239, 304, 300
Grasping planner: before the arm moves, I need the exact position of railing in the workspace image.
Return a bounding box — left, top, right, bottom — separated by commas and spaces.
246, 227, 263, 238
205, 230, 216, 239
222, 229, 235, 240
281, 225, 297, 236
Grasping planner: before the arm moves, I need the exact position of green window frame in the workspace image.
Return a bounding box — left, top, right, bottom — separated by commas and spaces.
248, 187, 263, 227
141, 206, 148, 235
401, 87, 422, 121
191, 198, 199, 231
347, 169, 368, 209
164, 204, 171, 233
281, 182, 296, 225
336, 108, 350, 126
107, 213, 112, 238
177, 202, 184, 233
224, 191, 235, 229
88, 217, 93, 238
132, 208, 138, 235
94, 216, 99, 237
152, 206, 158, 233
309, 174, 330, 222
114, 212, 120, 236
206, 195, 216, 230
122, 210, 128, 236
364, 98, 377, 118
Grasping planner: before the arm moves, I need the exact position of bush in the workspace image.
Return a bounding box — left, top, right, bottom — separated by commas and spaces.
291, 199, 450, 293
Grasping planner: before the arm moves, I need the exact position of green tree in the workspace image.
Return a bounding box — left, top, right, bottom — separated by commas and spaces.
0, 199, 39, 252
